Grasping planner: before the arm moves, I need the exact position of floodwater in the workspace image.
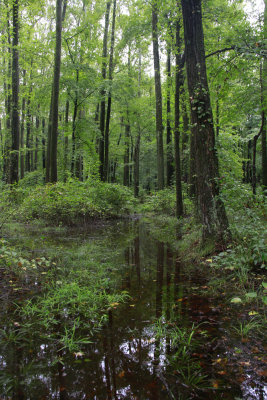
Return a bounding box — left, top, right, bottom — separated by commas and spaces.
0, 220, 266, 399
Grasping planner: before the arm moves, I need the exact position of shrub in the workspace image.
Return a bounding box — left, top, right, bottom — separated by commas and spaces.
18, 180, 137, 225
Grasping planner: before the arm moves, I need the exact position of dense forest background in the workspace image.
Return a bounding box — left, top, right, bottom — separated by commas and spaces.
0, 0, 266, 233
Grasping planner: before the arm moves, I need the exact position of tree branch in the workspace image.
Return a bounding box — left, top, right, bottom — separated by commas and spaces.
205, 46, 235, 58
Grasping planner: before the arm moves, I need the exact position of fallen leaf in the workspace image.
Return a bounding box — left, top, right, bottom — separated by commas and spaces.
129, 304, 135, 307
212, 380, 219, 389
256, 370, 267, 377
248, 311, 259, 316
110, 302, 119, 307
239, 361, 250, 366
118, 371, 125, 378
231, 297, 242, 304
217, 371, 227, 375
73, 352, 84, 358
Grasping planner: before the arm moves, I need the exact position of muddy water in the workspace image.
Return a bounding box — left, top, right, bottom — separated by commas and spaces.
0, 220, 266, 399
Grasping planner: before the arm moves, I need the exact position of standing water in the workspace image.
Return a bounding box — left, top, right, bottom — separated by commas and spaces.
0, 220, 266, 399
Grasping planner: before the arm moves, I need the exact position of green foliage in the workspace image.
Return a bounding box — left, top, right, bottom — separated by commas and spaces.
18, 170, 45, 188
154, 317, 208, 389
141, 189, 176, 216
17, 180, 137, 225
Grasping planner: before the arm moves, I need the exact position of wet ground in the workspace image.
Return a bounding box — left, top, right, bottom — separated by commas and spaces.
0, 220, 266, 399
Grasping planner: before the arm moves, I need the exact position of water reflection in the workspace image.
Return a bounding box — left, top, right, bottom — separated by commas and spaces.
0, 220, 266, 399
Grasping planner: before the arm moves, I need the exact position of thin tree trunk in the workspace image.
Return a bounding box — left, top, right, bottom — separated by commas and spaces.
152, 0, 164, 190
123, 116, 130, 187
134, 47, 142, 197
181, 0, 230, 242
104, 0, 116, 182
99, 0, 111, 181
35, 109, 40, 170
63, 99, 69, 182
10, 0, 20, 184
26, 86, 32, 173
174, 17, 183, 218
71, 95, 78, 176
42, 119, 46, 170
20, 69, 26, 179
166, 43, 174, 186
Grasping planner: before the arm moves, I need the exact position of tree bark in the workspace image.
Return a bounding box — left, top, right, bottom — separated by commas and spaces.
104, 0, 116, 182
123, 116, 130, 187
262, 2, 267, 192
152, 0, 164, 190
181, 0, 230, 242
174, 17, 183, 218
63, 99, 69, 182
20, 69, 26, 179
10, 0, 20, 184
166, 42, 174, 186
99, 0, 111, 181
49, 0, 63, 183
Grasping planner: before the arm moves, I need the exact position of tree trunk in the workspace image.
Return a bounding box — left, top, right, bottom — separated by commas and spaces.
20, 69, 26, 179
10, 0, 20, 184
262, 0, 267, 192
63, 99, 69, 182
134, 47, 142, 197
49, 0, 63, 183
104, 0, 116, 182
71, 94, 78, 176
35, 110, 40, 170
25, 87, 32, 173
181, 0, 230, 242
99, 0, 111, 181
166, 43, 174, 186
174, 17, 183, 218
152, 0, 164, 190
123, 116, 130, 187
42, 119, 46, 170
181, 89, 189, 182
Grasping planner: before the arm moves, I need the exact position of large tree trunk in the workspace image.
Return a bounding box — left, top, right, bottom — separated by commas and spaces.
174, 17, 183, 218
10, 0, 20, 184
152, 0, 164, 190
262, 2, 267, 192
181, 0, 230, 242
99, 0, 111, 181
49, 0, 63, 183
104, 0, 116, 182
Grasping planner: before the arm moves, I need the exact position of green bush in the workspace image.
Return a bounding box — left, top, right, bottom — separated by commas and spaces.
141, 188, 176, 216
18, 180, 137, 225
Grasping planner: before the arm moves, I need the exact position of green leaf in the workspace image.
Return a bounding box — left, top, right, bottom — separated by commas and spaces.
246, 292, 257, 298
231, 297, 242, 304
262, 282, 267, 289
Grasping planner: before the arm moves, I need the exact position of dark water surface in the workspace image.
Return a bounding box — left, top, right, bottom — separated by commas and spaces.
0, 220, 266, 399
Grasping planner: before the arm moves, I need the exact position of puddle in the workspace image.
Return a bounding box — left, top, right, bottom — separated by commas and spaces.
0, 220, 266, 399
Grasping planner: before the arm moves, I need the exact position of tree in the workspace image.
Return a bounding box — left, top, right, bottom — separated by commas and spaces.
10, 0, 20, 184
262, 0, 267, 192
46, 0, 65, 183
181, 0, 230, 241
99, 0, 111, 181
152, 0, 164, 190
